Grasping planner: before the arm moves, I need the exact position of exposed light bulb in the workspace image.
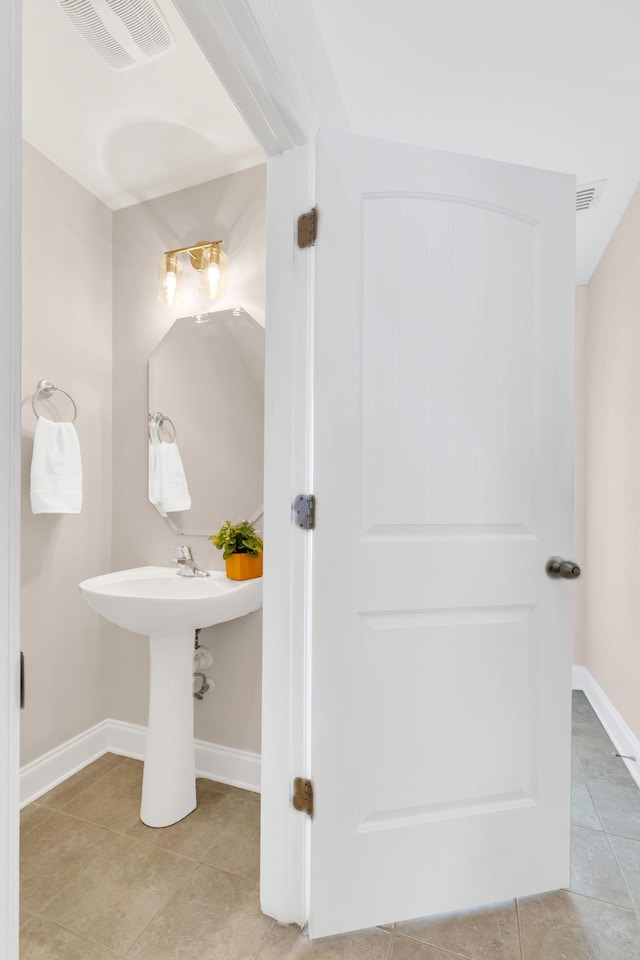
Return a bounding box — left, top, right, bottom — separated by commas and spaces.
202, 264, 220, 299
164, 270, 178, 300
157, 254, 183, 306
200, 243, 227, 301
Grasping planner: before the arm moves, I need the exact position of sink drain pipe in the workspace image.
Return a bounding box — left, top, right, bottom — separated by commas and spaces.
193, 629, 215, 700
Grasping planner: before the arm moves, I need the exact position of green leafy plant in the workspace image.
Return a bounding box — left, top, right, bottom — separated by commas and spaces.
210, 520, 263, 560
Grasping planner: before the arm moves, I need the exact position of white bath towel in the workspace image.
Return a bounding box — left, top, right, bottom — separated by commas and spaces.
30, 417, 82, 514
148, 422, 191, 513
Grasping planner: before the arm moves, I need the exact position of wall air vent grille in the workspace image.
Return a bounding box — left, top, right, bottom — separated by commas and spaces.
576, 180, 607, 212
59, 0, 135, 70
58, 0, 174, 70
104, 0, 173, 59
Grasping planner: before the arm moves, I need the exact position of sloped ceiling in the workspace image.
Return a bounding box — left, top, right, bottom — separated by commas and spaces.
23, 0, 265, 210
295, 0, 640, 284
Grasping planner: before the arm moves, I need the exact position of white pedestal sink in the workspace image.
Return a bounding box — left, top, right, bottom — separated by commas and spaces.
79, 566, 262, 827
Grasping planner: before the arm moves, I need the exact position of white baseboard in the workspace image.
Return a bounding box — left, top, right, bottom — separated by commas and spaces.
21, 719, 261, 808
572, 665, 640, 790
107, 720, 261, 794
20, 720, 111, 808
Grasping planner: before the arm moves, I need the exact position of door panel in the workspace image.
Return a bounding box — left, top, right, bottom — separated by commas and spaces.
310, 129, 575, 937
358, 605, 535, 824
361, 197, 536, 532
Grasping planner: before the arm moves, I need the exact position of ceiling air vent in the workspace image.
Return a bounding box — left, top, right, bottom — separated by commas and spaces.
576, 180, 606, 212
104, 0, 173, 59
59, 0, 174, 70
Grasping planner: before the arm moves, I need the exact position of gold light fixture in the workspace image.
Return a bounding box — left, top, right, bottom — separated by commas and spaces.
157, 241, 227, 306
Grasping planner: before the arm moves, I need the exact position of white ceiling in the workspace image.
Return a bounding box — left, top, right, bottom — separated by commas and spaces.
22, 0, 265, 210
304, 0, 640, 284
24, 0, 640, 282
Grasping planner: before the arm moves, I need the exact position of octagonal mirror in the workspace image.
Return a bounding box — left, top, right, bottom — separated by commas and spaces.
148, 306, 264, 536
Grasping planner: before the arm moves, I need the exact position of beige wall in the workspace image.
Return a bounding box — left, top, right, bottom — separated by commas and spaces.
21, 143, 113, 765
21, 156, 266, 765
576, 183, 640, 740
110, 165, 266, 753
573, 285, 588, 668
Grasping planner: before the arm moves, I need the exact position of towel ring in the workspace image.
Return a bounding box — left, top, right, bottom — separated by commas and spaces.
32, 380, 78, 423
149, 412, 177, 443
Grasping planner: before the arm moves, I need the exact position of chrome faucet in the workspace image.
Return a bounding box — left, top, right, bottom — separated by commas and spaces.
171, 545, 210, 578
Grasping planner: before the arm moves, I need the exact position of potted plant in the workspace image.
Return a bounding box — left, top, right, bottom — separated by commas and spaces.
210, 519, 263, 581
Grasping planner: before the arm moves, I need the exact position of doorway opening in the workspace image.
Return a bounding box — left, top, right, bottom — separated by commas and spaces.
18, 0, 289, 955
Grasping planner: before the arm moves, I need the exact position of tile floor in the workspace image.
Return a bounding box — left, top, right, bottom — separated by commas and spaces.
19, 692, 640, 959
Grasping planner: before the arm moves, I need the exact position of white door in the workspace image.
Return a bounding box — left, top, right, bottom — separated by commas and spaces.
309, 129, 575, 937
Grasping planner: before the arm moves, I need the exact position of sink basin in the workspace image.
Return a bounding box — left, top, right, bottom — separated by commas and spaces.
79, 565, 262, 829
79, 565, 262, 636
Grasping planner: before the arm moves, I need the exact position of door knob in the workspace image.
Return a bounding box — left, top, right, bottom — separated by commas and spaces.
546, 556, 581, 580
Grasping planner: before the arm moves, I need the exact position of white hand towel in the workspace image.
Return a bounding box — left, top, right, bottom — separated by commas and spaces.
30, 417, 82, 514
148, 420, 162, 508
157, 441, 191, 512
148, 420, 191, 513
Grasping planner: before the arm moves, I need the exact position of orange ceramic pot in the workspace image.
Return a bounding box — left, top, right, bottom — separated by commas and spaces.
225, 552, 263, 581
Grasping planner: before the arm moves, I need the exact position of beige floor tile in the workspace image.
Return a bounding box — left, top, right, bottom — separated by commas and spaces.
36, 754, 125, 810
570, 825, 632, 908
207, 780, 259, 800
396, 900, 520, 960
588, 778, 640, 841
392, 936, 466, 959
256, 922, 392, 959
127, 862, 273, 960
518, 889, 640, 960
609, 834, 640, 913
39, 835, 195, 955
21, 698, 639, 960
571, 779, 602, 831
20, 914, 118, 959
20, 809, 128, 912
201, 795, 261, 882
126, 778, 244, 858
60, 756, 143, 833
20, 802, 54, 837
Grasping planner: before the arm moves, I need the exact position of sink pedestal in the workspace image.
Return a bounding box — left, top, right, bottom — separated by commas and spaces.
79, 566, 263, 828
141, 630, 196, 827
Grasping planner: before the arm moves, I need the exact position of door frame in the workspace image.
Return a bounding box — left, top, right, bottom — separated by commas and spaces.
173, 1, 326, 925
1, 0, 325, 947
0, 0, 22, 953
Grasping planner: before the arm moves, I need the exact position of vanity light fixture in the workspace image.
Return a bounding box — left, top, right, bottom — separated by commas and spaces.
157, 241, 227, 306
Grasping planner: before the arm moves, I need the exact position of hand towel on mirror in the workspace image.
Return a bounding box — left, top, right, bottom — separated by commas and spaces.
148, 417, 191, 513
158, 441, 191, 512
148, 418, 162, 508
30, 416, 82, 514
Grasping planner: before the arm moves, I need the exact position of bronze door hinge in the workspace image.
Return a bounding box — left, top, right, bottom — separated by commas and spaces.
293, 777, 314, 816
297, 207, 317, 248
